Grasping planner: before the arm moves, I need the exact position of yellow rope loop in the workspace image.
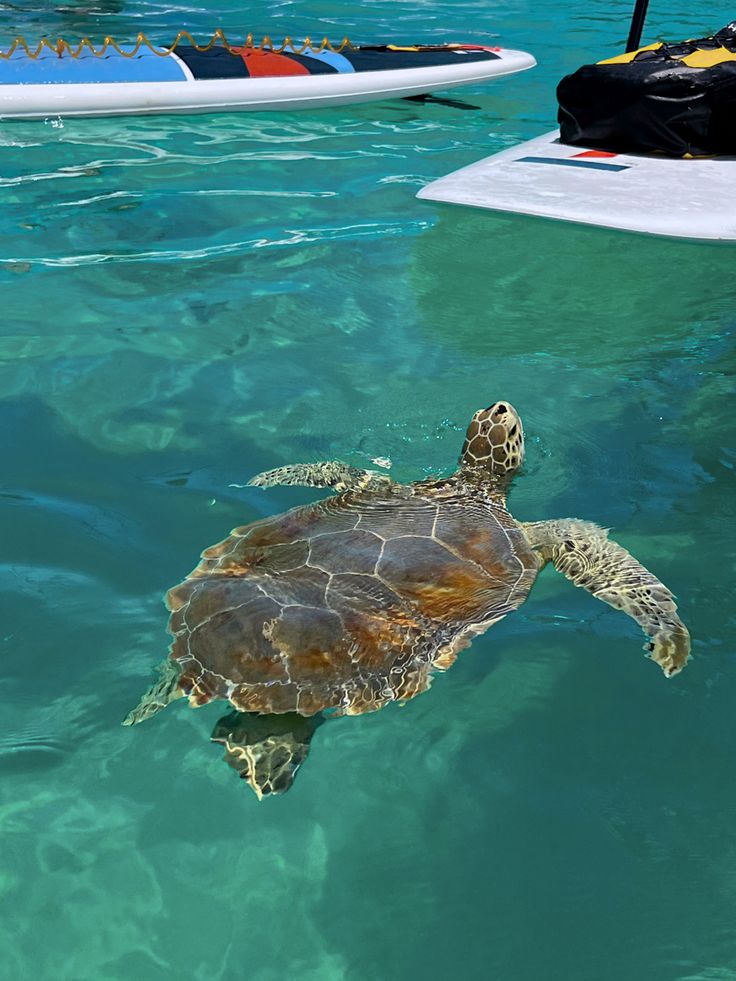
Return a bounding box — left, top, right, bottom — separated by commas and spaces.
279, 36, 354, 53
0, 30, 355, 60
0, 37, 48, 59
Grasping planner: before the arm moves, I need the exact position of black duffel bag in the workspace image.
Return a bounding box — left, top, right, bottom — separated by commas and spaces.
557, 22, 736, 156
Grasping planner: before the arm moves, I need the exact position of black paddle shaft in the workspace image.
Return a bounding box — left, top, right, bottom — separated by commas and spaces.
626, 0, 651, 51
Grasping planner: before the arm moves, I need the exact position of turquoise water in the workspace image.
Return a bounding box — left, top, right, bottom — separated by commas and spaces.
1, 1, 735, 978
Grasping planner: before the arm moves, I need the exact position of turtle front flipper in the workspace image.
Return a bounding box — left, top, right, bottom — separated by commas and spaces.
211, 711, 324, 799
122, 657, 184, 726
247, 461, 393, 493
523, 520, 690, 677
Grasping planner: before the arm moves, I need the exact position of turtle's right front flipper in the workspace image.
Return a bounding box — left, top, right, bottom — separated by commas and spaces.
524, 520, 690, 677
247, 461, 393, 493
211, 710, 324, 799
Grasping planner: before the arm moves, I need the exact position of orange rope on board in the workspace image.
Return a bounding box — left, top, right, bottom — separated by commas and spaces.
0, 30, 355, 60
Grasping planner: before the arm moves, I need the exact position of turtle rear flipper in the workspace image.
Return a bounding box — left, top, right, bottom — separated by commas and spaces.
122, 658, 183, 726
211, 711, 324, 799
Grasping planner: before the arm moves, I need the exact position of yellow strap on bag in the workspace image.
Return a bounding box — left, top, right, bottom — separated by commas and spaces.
598, 40, 736, 70
597, 42, 662, 65
680, 45, 736, 67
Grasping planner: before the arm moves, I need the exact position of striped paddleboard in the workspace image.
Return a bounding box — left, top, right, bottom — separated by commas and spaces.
0, 37, 536, 118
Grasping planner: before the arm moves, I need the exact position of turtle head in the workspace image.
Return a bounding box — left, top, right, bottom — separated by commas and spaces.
459, 401, 524, 487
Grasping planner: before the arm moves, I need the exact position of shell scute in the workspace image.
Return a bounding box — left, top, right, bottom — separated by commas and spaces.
340, 608, 425, 670
182, 670, 224, 708
348, 498, 438, 538
265, 605, 351, 683
433, 507, 529, 577
191, 534, 310, 580
376, 534, 506, 622
255, 565, 331, 609
239, 500, 357, 546
231, 681, 303, 715
173, 587, 285, 684
325, 573, 404, 615
307, 529, 384, 575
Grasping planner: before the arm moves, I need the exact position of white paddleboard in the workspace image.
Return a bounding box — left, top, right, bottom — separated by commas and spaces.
417, 129, 736, 241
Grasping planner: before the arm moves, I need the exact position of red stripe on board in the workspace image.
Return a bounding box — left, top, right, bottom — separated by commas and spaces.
572, 150, 619, 159
235, 49, 311, 77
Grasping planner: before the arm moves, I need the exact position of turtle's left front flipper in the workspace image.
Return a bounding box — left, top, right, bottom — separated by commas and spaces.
211, 710, 324, 799
523, 520, 690, 677
247, 461, 393, 493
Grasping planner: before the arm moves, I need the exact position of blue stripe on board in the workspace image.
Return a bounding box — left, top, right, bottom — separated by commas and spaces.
297, 48, 355, 73
0, 46, 187, 84
517, 156, 631, 172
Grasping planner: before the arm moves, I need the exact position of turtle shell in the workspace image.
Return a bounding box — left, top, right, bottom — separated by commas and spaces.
166, 486, 539, 717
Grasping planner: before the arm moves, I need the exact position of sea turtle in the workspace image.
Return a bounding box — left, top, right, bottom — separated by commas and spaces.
124, 401, 690, 798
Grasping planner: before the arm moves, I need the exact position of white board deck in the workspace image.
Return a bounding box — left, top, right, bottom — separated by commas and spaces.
417, 130, 736, 241
0, 48, 536, 119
